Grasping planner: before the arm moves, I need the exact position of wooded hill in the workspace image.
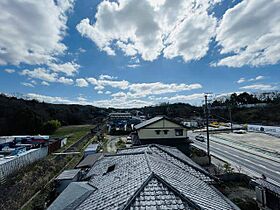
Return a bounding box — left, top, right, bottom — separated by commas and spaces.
0, 91, 280, 135
0, 94, 107, 135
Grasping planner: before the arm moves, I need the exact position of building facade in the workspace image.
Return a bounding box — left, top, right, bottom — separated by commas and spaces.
132, 117, 191, 154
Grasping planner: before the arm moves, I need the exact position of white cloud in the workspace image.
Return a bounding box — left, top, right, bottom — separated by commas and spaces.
48, 62, 80, 76
255, 75, 265, 81
99, 74, 117, 80
76, 78, 89, 87
87, 77, 129, 90
111, 92, 127, 98
26, 93, 74, 104
76, 0, 218, 62
237, 75, 265, 83
21, 68, 57, 82
127, 82, 202, 98
94, 85, 105, 91
127, 64, 140, 68
87, 75, 202, 98
30, 80, 37, 85
20, 68, 74, 85
97, 90, 103, 94
240, 84, 278, 91
92, 97, 154, 108
21, 82, 34, 88
163, 93, 205, 102
105, 91, 111, 94
216, 0, 280, 67
57, 77, 74, 85
0, 0, 74, 66
237, 78, 246, 84
41, 81, 50, 86
4, 69, 15, 74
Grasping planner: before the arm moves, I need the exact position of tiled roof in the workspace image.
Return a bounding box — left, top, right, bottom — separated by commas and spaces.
74, 145, 238, 210
254, 178, 280, 195
134, 116, 164, 130
128, 176, 195, 210
48, 182, 95, 210
76, 153, 103, 169
55, 169, 81, 180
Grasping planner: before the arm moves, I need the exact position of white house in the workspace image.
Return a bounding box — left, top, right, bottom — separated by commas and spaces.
132, 116, 191, 152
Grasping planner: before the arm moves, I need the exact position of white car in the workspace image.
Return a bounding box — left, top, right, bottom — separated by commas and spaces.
195, 135, 205, 142
126, 136, 132, 144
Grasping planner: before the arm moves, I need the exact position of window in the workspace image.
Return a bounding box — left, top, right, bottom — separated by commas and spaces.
175, 129, 183, 136
163, 130, 169, 135
103, 164, 115, 175
155, 130, 161, 135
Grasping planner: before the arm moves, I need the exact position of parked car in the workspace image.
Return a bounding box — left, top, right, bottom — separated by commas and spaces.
126, 135, 132, 144
195, 135, 205, 142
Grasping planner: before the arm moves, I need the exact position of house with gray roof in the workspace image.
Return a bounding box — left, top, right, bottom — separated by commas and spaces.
132, 117, 192, 153
48, 144, 239, 210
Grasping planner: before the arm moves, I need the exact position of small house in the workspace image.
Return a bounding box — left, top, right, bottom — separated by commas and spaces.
132, 116, 191, 153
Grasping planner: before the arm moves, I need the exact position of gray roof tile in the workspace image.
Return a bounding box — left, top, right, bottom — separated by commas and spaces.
55, 145, 238, 210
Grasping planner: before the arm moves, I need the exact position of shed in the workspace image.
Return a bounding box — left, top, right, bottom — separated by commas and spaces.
84, 144, 99, 157
76, 153, 103, 169
55, 169, 81, 194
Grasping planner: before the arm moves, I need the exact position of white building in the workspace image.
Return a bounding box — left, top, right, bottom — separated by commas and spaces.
132, 116, 191, 151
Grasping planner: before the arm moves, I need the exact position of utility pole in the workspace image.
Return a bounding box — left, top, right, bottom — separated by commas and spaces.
204, 94, 210, 164
228, 106, 233, 132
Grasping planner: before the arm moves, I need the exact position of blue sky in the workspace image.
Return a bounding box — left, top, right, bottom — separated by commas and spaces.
0, 0, 279, 108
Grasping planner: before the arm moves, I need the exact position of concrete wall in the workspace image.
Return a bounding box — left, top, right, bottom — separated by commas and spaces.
247, 124, 280, 137
0, 147, 48, 182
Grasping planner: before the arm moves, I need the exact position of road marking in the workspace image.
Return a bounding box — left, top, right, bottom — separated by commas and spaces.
259, 164, 268, 169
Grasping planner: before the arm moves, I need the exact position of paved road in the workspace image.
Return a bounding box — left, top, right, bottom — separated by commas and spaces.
189, 133, 280, 185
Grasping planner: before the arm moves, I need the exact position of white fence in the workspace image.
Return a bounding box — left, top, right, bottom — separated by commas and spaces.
247, 124, 280, 137
0, 147, 48, 183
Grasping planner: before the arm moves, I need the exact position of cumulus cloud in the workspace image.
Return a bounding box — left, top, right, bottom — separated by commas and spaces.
76, 78, 89, 87
21, 68, 57, 82
21, 82, 34, 88
0, 0, 74, 66
127, 64, 140, 68
48, 62, 80, 76
240, 84, 278, 91
99, 74, 117, 80
41, 81, 50, 86
86, 75, 202, 98
4, 69, 15, 74
237, 75, 265, 83
237, 78, 246, 84
26, 93, 74, 104
20, 68, 73, 85
87, 77, 129, 90
76, 0, 218, 62
57, 77, 74, 85
127, 82, 202, 98
216, 0, 280, 67
92, 97, 154, 108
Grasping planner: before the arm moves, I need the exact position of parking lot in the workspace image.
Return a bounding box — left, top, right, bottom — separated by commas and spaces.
213, 132, 280, 154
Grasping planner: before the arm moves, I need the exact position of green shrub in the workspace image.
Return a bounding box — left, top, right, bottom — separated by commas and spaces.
41, 120, 61, 134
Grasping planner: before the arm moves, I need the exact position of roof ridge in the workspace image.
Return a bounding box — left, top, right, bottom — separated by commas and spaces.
104, 151, 145, 157
153, 173, 201, 210
121, 173, 154, 210
121, 172, 201, 210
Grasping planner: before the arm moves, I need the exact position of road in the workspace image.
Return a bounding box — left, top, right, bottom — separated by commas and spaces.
189, 132, 280, 185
